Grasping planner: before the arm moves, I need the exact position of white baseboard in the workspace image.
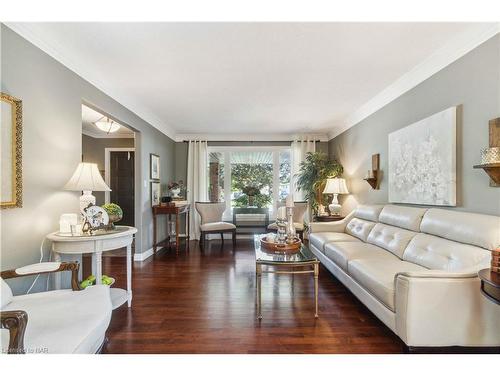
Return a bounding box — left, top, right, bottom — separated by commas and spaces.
133, 247, 154, 262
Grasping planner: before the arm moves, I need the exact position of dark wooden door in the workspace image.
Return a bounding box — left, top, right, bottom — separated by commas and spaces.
110, 151, 135, 226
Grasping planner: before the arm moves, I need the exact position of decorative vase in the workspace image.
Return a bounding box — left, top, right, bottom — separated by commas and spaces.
248, 195, 255, 207
171, 188, 181, 198
107, 213, 123, 229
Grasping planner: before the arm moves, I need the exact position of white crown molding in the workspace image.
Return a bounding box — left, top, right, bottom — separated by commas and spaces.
328, 23, 500, 140
5, 22, 177, 140
175, 133, 329, 142
82, 127, 135, 139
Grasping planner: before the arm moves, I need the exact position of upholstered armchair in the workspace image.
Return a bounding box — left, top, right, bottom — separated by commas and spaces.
267, 201, 308, 240
195, 202, 237, 249
1, 261, 112, 354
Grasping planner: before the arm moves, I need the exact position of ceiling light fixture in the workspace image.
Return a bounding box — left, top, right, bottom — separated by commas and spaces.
94, 116, 120, 133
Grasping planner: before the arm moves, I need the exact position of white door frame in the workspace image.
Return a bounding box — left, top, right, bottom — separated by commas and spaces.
104, 147, 135, 204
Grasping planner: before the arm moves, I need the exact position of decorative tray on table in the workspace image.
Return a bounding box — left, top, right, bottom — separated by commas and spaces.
260, 236, 302, 254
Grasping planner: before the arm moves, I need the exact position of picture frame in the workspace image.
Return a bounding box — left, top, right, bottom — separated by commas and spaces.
151, 181, 161, 207
150, 153, 160, 180
1, 92, 23, 208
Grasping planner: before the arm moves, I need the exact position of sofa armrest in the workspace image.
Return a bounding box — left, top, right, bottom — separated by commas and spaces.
1, 262, 81, 291
1, 310, 28, 354
309, 211, 355, 233
395, 269, 478, 279
395, 273, 500, 347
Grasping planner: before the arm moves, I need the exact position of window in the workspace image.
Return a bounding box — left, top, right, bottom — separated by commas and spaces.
207, 146, 291, 219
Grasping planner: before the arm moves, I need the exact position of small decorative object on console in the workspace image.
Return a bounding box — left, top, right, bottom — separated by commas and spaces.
101, 203, 123, 229
168, 180, 185, 199
81, 204, 109, 234
59, 213, 78, 234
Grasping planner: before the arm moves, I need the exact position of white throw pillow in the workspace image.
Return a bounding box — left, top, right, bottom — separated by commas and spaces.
1, 277, 13, 309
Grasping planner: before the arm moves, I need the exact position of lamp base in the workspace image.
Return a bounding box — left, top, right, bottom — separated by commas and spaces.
329, 193, 342, 216
80, 190, 96, 214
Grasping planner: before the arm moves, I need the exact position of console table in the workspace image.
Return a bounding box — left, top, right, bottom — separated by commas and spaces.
47, 226, 137, 309
152, 204, 190, 253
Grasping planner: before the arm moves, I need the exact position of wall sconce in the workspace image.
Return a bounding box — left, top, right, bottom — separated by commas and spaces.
363, 154, 381, 190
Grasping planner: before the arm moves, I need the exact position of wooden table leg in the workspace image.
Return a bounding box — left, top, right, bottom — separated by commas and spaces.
175, 213, 180, 254
314, 262, 319, 318
186, 210, 190, 251
256, 263, 262, 319
153, 212, 157, 253
127, 243, 132, 307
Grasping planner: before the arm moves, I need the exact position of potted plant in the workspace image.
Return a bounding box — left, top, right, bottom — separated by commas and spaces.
295, 152, 343, 215
101, 203, 123, 229
242, 185, 260, 206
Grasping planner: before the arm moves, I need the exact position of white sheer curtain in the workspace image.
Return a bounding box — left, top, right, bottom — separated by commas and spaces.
187, 140, 208, 239
291, 138, 316, 200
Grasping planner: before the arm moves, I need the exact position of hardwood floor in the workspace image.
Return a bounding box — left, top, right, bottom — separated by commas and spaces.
102, 239, 405, 354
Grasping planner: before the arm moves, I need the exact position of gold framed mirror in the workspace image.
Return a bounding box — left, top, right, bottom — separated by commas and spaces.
1, 92, 23, 208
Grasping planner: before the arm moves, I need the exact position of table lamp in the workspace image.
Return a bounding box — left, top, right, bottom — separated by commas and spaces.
323, 177, 349, 216
64, 162, 111, 213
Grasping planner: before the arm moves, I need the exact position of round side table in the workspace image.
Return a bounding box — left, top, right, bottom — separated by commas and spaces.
313, 215, 345, 222
47, 226, 137, 309
478, 268, 500, 305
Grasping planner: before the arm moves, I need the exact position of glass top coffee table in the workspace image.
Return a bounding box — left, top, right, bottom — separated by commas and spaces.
254, 234, 319, 319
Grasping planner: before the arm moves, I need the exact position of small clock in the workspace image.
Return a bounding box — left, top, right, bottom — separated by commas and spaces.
82, 204, 109, 234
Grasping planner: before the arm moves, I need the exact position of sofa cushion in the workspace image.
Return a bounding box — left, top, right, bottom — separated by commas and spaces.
354, 205, 384, 222
403, 233, 491, 271
348, 258, 426, 311
366, 223, 417, 259
309, 232, 360, 252
1, 277, 13, 309
378, 205, 427, 232
200, 222, 236, 231
420, 208, 500, 250
324, 242, 397, 271
1, 285, 112, 354
345, 218, 376, 242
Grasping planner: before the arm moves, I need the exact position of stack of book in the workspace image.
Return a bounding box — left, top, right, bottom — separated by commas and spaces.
492, 248, 500, 273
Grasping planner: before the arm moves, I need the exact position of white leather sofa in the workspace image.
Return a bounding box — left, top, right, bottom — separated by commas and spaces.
309, 204, 500, 349
1, 262, 112, 354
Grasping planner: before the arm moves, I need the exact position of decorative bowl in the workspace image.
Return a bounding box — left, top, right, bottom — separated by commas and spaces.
260, 236, 302, 254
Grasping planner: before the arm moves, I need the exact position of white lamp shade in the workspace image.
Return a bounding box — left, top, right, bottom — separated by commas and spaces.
64, 162, 111, 192
323, 178, 349, 194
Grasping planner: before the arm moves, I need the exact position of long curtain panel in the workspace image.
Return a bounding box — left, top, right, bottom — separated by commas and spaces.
187, 140, 208, 239
291, 138, 316, 200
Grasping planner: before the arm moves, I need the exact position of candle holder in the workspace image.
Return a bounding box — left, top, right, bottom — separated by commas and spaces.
276, 218, 287, 244
286, 207, 296, 243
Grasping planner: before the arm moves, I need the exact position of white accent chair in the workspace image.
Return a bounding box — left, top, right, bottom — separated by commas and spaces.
195, 202, 236, 249
1, 261, 112, 354
309, 204, 500, 351
267, 201, 308, 240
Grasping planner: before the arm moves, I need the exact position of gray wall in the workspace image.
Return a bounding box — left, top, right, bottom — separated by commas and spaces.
82, 134, 135, 205
1, 25, 175, 294
328, 35, 500, 216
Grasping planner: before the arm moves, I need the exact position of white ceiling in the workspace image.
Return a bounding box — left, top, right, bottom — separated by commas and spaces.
9, 22, 499, 140
82, 104, 135, 138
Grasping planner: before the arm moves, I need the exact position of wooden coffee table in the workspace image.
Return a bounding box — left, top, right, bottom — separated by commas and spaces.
254, 234, 319, 319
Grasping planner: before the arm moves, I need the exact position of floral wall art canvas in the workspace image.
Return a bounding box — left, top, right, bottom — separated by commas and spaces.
388, 106, 457, 206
